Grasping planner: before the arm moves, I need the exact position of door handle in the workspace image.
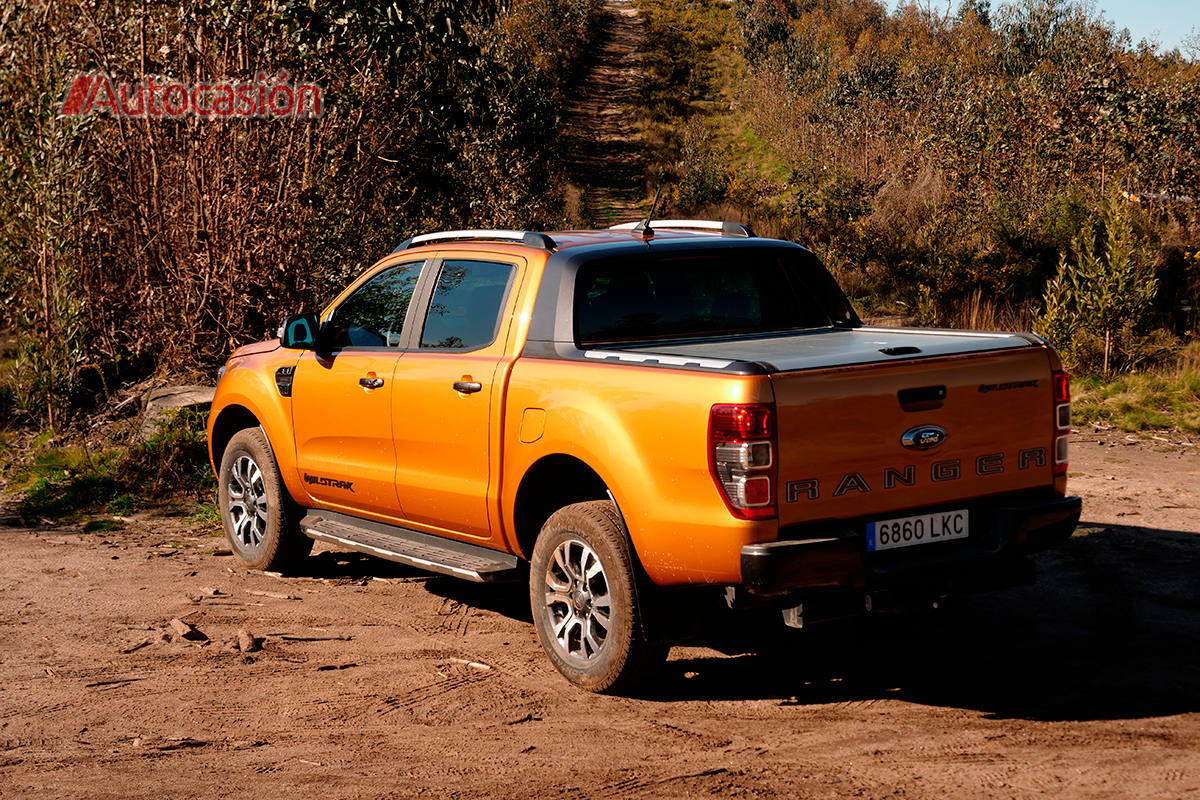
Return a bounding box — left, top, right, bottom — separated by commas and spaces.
453, 381, 483, 394
359, 377, 385, 389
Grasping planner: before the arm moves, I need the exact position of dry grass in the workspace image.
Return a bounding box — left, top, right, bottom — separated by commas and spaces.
942, 290, 1032, 332
1073, 344, 1200, 434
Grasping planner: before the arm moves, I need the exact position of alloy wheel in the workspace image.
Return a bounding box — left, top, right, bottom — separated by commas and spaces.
226, 454, 268, 549
542, 538, 613, 661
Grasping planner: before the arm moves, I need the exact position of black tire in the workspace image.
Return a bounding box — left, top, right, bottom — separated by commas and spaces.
218, 427, 313, 572
529, 501, 667, 693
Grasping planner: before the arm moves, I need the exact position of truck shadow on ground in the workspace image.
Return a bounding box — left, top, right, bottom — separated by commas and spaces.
652, 522, 1200, 721
295, 550, 534, 622
301, 523, 1199, 722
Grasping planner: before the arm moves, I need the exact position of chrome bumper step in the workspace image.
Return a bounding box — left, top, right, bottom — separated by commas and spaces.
300, 510, 522, 583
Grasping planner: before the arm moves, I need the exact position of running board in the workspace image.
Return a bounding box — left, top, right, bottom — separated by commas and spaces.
300, 510, 522, 583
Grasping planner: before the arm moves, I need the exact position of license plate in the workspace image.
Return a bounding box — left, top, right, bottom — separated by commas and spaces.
866, 509, 969, 552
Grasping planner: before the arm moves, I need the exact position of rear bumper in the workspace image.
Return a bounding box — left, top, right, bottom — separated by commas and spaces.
740, 494, 1081, 596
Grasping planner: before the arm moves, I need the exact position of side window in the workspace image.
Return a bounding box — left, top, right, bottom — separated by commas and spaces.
325, 261, 423, 349
419, 259, 516, 350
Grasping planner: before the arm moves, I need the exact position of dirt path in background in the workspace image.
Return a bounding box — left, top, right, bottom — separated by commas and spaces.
1, 433, 1198, 799
561, 1, 646, 227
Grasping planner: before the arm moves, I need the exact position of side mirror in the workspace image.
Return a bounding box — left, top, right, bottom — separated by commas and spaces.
279, 313, 322, 350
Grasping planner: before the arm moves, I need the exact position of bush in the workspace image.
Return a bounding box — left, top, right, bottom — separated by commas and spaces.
1073, 369, 1200, 434
1036, 198, 1159, 374
13, 409, 217, 523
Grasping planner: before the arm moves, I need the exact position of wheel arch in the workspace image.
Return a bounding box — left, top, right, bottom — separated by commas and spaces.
512, 454, 618, 561
209, 403, 263, 473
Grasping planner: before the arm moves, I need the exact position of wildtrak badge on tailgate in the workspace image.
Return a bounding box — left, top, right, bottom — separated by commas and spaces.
978, 380, 1039, 393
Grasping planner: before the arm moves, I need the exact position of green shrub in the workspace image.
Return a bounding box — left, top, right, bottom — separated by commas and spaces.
1036, 198, 1159, 374
13, 408, 216, 523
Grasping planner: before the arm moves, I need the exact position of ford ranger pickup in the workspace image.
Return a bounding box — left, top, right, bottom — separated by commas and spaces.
206, 220, 1081, 692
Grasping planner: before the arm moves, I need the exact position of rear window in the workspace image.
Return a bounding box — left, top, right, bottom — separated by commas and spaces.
574, 252, 839, 346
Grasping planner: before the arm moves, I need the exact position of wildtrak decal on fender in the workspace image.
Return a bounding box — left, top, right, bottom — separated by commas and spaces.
785, 447, 1048, 501
304, 473, 355, 492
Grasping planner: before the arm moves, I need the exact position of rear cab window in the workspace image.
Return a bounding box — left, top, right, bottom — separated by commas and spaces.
573, 250, 849, 347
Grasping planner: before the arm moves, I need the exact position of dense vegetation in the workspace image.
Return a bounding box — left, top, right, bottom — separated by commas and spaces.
639, 0, 1200, 381
1, 0, 1199, 511
0, 0, 601, 428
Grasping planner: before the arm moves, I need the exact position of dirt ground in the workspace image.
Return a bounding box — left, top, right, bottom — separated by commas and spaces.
1, 430, 1198, 799
561, 1, 645, 226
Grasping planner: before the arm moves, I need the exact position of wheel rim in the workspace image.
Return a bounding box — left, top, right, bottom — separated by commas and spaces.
226, 454, 268, 550
543, 539, 612, 661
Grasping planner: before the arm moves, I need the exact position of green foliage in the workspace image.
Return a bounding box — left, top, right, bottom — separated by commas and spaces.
639, 0, 728, 121
124, 408, 218, 498
15, 446, 127, 523
188, 503, 224, 533
1035, 198, 1159, 373
12, 408, 216, 523
0, 29, 96, 426
675, 121, 731, 209
635, 0, 734, 188
638, 0, 1200, 331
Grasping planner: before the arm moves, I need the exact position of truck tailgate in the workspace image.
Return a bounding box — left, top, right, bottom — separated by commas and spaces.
771, 346, 1055, 526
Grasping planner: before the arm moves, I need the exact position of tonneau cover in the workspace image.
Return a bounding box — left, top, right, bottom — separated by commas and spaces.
624, 326, 1032, 373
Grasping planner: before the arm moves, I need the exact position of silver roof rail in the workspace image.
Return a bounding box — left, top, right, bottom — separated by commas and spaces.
608, 219, 754, 238
394, 229, 556, 252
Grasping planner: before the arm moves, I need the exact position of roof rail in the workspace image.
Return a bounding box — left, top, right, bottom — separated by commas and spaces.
608, 219, 754, 238
393, 229, 557, 253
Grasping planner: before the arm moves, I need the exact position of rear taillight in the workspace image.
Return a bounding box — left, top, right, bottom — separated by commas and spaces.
709, 404, 777, 520
1052, 370, 1071, 476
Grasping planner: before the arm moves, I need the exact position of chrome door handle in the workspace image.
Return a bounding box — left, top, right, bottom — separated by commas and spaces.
452, 381, 482, 394
359, 377, 385, 389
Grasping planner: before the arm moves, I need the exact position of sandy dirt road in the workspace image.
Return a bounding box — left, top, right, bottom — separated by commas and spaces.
1, 430, 1198, 799
561, 1, 646, 226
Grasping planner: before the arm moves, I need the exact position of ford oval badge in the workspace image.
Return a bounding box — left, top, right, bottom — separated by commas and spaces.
901, 425, 947, 450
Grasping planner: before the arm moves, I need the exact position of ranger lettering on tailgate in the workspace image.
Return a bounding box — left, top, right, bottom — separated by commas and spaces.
786, 447, 1048, 501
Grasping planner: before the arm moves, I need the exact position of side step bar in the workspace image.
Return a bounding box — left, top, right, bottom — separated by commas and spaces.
300, 510, 522, 583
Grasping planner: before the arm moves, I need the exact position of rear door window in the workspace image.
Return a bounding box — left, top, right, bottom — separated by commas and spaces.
419, 259, 516, 350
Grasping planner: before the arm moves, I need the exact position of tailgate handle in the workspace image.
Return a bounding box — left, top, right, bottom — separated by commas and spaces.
880, 346, 921, 356
898, 385, 946, 412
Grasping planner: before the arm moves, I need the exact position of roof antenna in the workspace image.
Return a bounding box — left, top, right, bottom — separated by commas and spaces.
631, 183, 664, 240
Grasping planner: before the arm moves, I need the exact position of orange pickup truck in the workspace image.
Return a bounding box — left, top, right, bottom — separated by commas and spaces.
207, 221, 1080, 691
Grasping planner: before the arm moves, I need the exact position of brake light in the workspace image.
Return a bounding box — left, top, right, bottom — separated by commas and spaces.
1052, 370, 1071, 476
709, 404, 777, 520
